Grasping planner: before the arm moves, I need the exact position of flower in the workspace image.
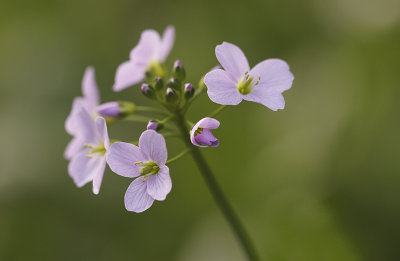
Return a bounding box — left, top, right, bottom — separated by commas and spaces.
190, 117, 220, 147
106, 130, 171, 213
68, 108, 110, 195
113, 26, 175, 92
97, 102, 120, 118
64, 67, 100, 159
204, 42, 294, 111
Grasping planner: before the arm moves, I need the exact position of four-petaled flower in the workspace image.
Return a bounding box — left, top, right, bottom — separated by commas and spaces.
106, 130, 171, 213
190, 117, 220, 147
204, 42, 294, 111
65, 67, 100, 159
113, 26, 175, 91
68, 108, 110, 195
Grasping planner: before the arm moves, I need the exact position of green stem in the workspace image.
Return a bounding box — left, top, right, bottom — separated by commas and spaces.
166, 148, 191, 165
123, 114, 152, 123
209, 105, 227, 118
174, 111, 260, 261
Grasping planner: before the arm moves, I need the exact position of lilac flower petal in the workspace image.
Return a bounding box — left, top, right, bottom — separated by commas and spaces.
249, 59, 294, 93
146, 165, 171, 201
82, 67, 100, 107
113, 61, 147, 91
158, 25, 175, 62
64, 136, 84, 160
65, 97, 84, 135
124, 178, 155, 213
196, 117, 220, 130
97, 102, 120, 118
204, 69, 242, 105
75, 108, 98, 144
194, 129, 219, 147
129, 29, 160, 63
215, 42, 250, 80
106, 142, 145, 178
139, 130, 168, 165
68, 149, 103, 188
92, 157, 107, 195
95, 117, 109, 150
243, 90, 286, 111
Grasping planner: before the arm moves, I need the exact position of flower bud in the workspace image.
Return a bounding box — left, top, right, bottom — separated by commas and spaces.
97, 101, 135, 118
167, 77, 181, 91
141, 83, 154, 98
97, 102, 120, 118
154, 77, 164, 91
173, 60, 186, 81
146, 120, 164, 131
184, 83, 194, 99
165, 87, 178, 102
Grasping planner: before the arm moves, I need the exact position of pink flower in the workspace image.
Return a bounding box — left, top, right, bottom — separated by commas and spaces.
68, 108, 110, 195
106, 130, 171, 213
113, 26, 175, 91
204, 42, 294, 111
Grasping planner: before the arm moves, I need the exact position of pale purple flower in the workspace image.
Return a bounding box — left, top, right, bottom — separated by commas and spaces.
68, 108, 110, 195
64, 67, 100, 159
113, 26, 175, 92
190, 117, 220, 147
204, 42, 294, 111
97, 102, 120, 118
106, 130, 171, 213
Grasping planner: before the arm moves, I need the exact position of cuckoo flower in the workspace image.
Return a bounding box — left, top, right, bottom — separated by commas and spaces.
113, 26, 175, 91
190, 117, 220, 147
68, 108, 110, 195
204, 42, 294, 111
64, 67, 100, 159
106, 130, 171, 213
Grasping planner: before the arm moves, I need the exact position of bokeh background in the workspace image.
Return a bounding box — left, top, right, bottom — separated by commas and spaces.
1, 0, 400, 260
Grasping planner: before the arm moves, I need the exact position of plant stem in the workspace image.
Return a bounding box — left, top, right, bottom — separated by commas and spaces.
174, 111, 260, 261
166, 148, 191, 165
135, 106, 170, 116
209, 105, 227, 118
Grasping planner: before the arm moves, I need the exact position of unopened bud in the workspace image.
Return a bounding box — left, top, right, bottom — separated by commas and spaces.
97, 102, 120, 118
165, 87, 178, 102
167, 77, 181, 91
173, 60, 186, 81
184, 83, 194, 99
146, 120, 164, 131
141, 83, 154, 98
154, 77, 164, 91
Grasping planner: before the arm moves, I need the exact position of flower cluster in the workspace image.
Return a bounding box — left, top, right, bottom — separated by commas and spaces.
65, 25, 294, 212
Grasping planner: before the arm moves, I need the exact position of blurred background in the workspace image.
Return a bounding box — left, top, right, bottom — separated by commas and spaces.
1, 0, 399, 260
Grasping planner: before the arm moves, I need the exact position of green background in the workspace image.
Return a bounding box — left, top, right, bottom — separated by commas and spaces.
1, 0, 400, 260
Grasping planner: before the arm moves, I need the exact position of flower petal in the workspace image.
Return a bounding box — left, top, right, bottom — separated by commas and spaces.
129, 29, 160, 63
106, 142, 145, 178
215, 42, 249, 80
243, 59, 294, 111
113, 61, 147, 91
124, 178, 154, 213
75, 108, 98, 144
249, 58, 294, 93
65, 97, 84, 135
204, 69, 242, 105
146, 165, 171, 201
95, 117, 109, 150
82, 67, 100, 107
158, 25, 175, 61
92, 157, 107, 195
196, 117, 220, 130
68, 149, 104, 188
139, 130, 168, 165
194, 129, 219, 147
64, 136, 84, 160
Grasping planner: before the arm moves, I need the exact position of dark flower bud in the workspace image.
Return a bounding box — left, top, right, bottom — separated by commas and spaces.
173, 59, 186, 81
141, 83, 154, 98
184, 83, 194, 99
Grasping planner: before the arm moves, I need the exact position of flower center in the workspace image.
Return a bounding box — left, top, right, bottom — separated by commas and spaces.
84, 143, 106, 158
237, 71, 260, 95
135, 160, 160, 181
147, 61, 166, 78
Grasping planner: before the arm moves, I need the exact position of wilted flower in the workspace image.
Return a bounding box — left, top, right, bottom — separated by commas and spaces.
190, 117, 220, 147
106, 130, 171, 213
68, 108, 110, 195
204, 42, 294, 111
113, 26, 175, 91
